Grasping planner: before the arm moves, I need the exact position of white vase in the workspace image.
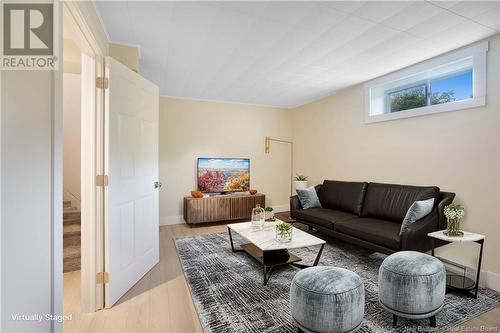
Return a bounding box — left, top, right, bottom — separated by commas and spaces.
294, 180, 308, 191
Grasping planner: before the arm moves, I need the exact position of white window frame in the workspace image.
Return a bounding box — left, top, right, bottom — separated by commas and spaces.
364, 41, 488, 124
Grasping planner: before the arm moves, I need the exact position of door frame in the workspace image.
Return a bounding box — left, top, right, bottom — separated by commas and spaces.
62, 1, 106, 313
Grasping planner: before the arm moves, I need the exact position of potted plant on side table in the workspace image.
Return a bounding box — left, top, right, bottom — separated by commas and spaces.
294, 174, 308, 191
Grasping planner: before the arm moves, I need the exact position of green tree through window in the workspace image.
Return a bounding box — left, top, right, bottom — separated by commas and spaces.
386, 70, 472, 113
431, 90, 455, 105
389, 86, 426, 112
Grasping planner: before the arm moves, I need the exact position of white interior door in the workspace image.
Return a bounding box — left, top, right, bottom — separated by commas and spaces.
104, 56, 160, 307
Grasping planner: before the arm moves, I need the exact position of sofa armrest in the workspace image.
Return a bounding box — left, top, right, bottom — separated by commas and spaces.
290, 195, 302, 218
401, 211, 439, 252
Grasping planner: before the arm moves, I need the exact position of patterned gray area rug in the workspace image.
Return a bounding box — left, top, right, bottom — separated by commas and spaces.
175, 232, 500, 333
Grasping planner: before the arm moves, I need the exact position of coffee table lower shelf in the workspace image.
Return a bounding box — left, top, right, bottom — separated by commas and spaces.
241, 243, 303, 285
241, 243, 325, 285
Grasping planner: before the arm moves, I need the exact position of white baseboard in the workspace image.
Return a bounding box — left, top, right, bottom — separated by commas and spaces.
482, 270, 500, 292
160, 215, 184, 226
272, 204, 289, 213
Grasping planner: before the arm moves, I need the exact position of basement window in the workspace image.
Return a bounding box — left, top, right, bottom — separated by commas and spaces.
365, 42, 487, 123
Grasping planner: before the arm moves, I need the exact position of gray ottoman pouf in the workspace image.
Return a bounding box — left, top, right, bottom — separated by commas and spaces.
378, 251, 446, 327
290, 266, 365, 333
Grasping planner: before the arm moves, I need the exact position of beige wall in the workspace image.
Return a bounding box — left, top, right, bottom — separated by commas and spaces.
63, 73, 81, 207
159, 97, 292, 224
63, 38, 81, 74
63, 37, 82, 208
291, 36, 500, 290
109, 43, 140, 72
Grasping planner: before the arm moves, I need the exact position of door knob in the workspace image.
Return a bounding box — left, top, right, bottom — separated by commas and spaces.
154, 181, 162, 189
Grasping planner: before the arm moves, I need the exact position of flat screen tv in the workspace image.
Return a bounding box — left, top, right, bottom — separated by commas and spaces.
197, 158, 250, 193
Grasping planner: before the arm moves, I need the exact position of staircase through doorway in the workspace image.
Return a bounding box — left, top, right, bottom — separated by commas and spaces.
64, 200, 81, 272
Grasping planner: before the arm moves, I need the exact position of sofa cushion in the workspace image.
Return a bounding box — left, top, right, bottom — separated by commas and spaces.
361, 183, 439, 222
334, 218, 402, 250
294, 208, 357, 230
318, 180, 368, 215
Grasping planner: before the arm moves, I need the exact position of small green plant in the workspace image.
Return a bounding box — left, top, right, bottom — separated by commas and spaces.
264, 206, 274, 212
276, 222, 293, 242
294, 174, 308, 181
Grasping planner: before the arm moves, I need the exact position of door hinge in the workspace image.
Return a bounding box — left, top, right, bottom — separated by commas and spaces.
96, 175, 109, 187
96, 272, 109, 284
96, 77, 109, 89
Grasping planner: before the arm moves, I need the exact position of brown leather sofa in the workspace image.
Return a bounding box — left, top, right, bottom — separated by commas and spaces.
290, 180, 455, 254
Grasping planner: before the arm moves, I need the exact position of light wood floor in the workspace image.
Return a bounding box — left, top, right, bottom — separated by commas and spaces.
64, 223, 500, 333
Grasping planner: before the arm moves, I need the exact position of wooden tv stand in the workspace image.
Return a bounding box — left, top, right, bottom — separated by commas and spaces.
183, 193, 265, 225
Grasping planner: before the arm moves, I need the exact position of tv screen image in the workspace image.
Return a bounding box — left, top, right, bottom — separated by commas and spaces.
197, 158, 250, 193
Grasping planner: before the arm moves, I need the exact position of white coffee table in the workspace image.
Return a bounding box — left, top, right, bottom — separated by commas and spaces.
228, 220, 326, 285
428, 230, 485, 298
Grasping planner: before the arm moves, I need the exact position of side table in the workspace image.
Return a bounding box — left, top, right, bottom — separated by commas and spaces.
428, 230, 485, 298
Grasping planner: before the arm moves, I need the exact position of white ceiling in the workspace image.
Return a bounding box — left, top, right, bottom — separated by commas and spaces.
94, 1, 500, 108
